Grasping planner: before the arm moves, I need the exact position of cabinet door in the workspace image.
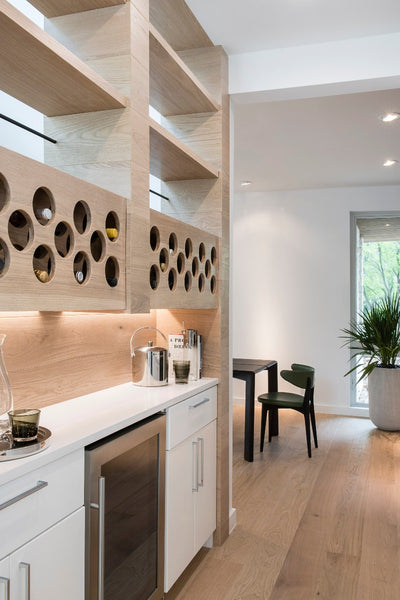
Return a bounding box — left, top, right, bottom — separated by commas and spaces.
164, 437, 195, 592
10, 507, 85, 600
194, 420, 216, 552
0, 557, 10, 600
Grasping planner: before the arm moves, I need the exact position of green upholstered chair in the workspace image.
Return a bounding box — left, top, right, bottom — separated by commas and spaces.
258, 363, 318, 458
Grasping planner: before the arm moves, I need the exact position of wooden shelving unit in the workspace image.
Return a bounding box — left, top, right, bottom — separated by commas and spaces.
27, 0, 126, 17
0, 0, 127, 116
150, 25, 220, 116
149, 118, 219, 181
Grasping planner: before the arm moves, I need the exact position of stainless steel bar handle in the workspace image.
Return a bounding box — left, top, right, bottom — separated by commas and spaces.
90, 476, 106, 600
189, 398, 210, 410
0, 577, 10, 600
20, 562, 30, 600
192, 441, 198, 492
0, 480, 48, 512
198, 437, 204, 487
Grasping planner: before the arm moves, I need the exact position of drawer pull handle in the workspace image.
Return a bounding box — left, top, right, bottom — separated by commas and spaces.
0, 480, 48, 512
198, 437, 204, 487
20, 563, 30, 600
0, 577, 10, 600
189, 398, 210, 410
90, 476, 105, 600
192, 441, 198, 492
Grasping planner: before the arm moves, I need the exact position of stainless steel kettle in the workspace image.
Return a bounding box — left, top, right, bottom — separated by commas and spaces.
130, 326, 168, 386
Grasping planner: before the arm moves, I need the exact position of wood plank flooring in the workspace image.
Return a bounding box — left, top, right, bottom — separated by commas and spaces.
165, 406, 400, 600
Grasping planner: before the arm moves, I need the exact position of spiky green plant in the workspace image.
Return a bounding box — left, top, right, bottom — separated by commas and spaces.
341, 294, 400, 381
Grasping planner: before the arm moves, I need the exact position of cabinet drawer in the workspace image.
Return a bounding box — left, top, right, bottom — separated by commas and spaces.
166, 386, 217, 449
0, 449, 84, 559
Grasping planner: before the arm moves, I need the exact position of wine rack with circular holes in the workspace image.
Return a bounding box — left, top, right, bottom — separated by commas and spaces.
149, 209, 219, 309
0, 146, 126, 311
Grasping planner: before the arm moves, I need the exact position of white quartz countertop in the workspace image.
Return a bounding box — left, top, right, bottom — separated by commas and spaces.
0, 378, 218, 485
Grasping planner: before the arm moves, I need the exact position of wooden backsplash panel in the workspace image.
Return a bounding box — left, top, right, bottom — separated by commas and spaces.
0, 311, 156, 409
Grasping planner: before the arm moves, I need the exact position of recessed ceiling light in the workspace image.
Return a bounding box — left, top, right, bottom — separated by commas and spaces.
379, 113, 400, 123
385, 223, 391, 227
240, 181, 252, 186
383, 159, 398, 167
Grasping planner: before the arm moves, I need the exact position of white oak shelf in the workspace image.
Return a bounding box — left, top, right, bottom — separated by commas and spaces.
149, 118, 219, 181
150, 24, 220, 116
0, 0, 127, 116
149, 0, 213, 52
27, 0, 126, 18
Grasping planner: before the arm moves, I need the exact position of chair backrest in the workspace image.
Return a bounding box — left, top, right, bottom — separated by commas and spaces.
280, 365, 315, 389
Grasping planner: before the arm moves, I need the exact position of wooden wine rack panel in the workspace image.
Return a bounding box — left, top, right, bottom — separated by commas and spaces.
0, 146, 126, 311
149, 209, 218, 309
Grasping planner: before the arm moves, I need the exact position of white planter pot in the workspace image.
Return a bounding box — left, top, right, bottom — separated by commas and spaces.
368, 367, 400, 431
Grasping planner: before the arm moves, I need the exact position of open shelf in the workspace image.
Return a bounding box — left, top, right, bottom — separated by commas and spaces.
150, 0, 213, 52
27, 0, 126, 17
150, 25, 220, 116
150, 118, 219, 181
0, 0, 127, 116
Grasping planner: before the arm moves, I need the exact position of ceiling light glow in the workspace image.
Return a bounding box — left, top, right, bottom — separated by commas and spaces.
383, 159, 398, 167
240, 181, 252, 186
380, 112, 400, 123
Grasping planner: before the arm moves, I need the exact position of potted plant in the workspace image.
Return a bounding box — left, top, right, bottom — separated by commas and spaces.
341, 293, 400, 430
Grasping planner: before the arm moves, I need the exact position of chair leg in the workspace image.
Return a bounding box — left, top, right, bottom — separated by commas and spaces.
268, 408, 274, 443
260, 405, 267, 452
310, 403, 318, 448
304, 409, 312, 458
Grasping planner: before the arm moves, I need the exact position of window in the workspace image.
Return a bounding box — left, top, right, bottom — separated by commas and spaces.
351, 213, 400, 405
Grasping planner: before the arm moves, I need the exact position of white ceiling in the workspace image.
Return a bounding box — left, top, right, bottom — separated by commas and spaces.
186, 0, 400, 54
186, 0, 400, 192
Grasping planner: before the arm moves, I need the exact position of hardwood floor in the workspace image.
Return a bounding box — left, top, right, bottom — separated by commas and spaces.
165, 406, 400, 600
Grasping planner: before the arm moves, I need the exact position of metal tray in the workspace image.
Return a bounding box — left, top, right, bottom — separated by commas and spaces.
0, 427, 51, 461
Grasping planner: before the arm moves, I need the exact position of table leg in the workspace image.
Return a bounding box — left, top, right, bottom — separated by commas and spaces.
244, 373, 255, 462
268, 363, 279, 437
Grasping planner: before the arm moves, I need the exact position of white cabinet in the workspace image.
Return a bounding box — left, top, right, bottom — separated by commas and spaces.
8, 507, 85, 600
164, 386, 217, 592
0, 449, 85, 600
0, 557, 10, 600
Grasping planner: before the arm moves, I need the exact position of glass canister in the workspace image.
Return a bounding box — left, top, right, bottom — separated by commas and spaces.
0, 334, 13, 437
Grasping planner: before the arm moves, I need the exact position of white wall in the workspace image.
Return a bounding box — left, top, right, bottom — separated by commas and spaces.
232, 184, 400, 415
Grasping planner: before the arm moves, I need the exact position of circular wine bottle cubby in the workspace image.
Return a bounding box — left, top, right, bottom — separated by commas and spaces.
0, 174, 10, 213
210, 275, 217, 294
185, 238, 192, 259
159, 248, 169, 272
105, 211, 119, 242
169, 232, 178, 256
54, 221, 73, 258
73, 251, 90, 284
32, 187, 54, 225
150, 226, 160, 252
177, 252, 185, 275
198, 273, 205, 293
105, 256, 119, 287
8, 210, 33, 251
90, 231, 105, 263
33, 245, 54, 283
199, 242, 206, 262
150, 264, 160, 290
211, 246, 217, 265
73, 201, 91, 234
184, 271, 192, 292
192, 256, 199, 277
168, 268, 177, 291
205, 259, 211, 279
0, 239, 9, 277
